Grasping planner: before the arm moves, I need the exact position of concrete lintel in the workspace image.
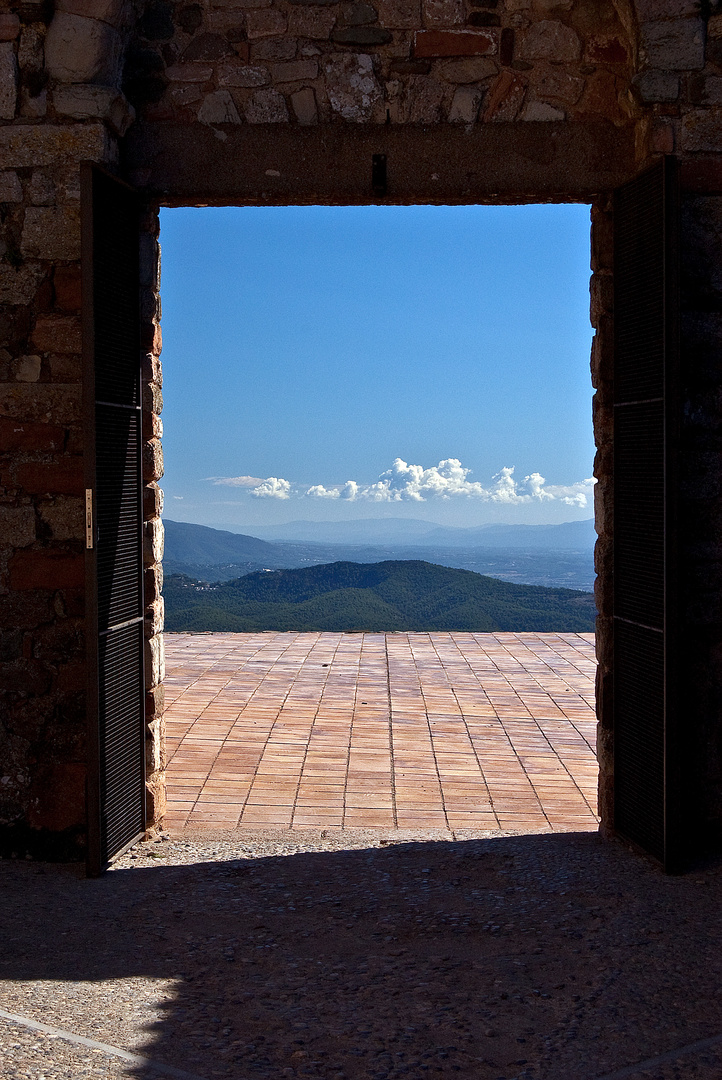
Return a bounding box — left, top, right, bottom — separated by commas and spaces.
123, 120, 637, 206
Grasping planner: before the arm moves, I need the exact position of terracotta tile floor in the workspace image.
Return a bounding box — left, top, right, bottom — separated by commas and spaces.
163, 631, 599, 833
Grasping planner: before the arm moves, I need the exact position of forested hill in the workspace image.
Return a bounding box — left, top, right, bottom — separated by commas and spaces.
164, 560, 596, 633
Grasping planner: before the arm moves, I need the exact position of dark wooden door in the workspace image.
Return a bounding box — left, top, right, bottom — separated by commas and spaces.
613, 157, 680, 870
82, 165, 145, 876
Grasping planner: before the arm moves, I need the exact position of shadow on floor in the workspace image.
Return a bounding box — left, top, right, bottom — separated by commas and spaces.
2, 831, 722, 1080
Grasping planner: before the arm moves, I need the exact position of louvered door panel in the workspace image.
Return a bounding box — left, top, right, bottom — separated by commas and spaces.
83, 166, 145, 876
613, 157, 679, 869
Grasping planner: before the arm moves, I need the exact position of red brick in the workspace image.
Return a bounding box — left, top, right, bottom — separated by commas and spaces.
414, 30, 495, 57
586, 37, 627, 65
0, 418, 65, 453
27, 764, 86, 831
483, 70, 525, 121
9, 551, 85, 591
54, 266, 82, 314
16, 459, 84, 495
680, 158, 722, 192
0, 13, 20, 40
31, 316, 82, 355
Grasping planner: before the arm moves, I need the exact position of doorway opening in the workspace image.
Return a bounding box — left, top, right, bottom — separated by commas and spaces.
152, 203, 600, 836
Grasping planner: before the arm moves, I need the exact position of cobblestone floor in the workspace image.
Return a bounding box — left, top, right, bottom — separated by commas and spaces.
163, 632, 598, 834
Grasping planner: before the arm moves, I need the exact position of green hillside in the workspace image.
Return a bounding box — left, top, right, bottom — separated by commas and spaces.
164, 560, 596, 633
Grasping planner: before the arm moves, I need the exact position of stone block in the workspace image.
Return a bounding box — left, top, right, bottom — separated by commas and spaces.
252, 38, 297, 60
0, 41, 17, 120
0, 418, 65, 453
331, 27, 392, 45
0, 264, 46, 306
406, 73, 445, 121
49, 354, 82, 381
245, 86, 289, 121
0, 171, 22, 202
57, 0, 129, 25
31, 316, 82, 354
14, 355, 41, 382
291, 86, 318, 123
169, 84, 202, 107
639, 19, 705, 72
44, 12, 123, 85
2, 384, 82, 424
288, 8, 336, 39
448, 85, 482, 122
165, 62, 214, 82
340, 2, 378, 26
519, 20, 580, 63
28, 171, 56, 206
181, 32, 235, 61
144, 516, 164, 567
198, 89, 242, 123
0, 124, 111, 170
632, 69, 678, 103
16, 459, 84, 496
38, 498, 84, 542
144, 481, 164, 519
145, 595, 165, 637
143, 437, 165, 483
413, 30, 495, 57
246, 9, 288, 38
679, 110, 722, 153
145, 632, 165, 689
53, 85, 136, 136
145, 682, 165, 721
635, 0, 699, 17
375, 0, 420, 29
0, 507, 35, 548
522, 100, 564, 120
423, 0, 463, 28
18, 25, 43, 73
0, 14, 20, 41
9, 551, 84, 591
437, 56, 496, 83
218, 61, 270, 86
688, 75, 722, 106
322, 52, 381, 120
271, 59, 318, 82
144, 562, 163, 604
530, 64, 584, 104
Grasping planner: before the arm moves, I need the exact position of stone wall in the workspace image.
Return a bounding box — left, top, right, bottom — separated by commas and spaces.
2, 0, 722, 859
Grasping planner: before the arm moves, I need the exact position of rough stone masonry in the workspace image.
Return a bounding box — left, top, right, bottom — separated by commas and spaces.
2, 0, 722, 860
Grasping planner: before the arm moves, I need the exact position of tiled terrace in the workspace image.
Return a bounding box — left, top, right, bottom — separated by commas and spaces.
163, 631, 599, 833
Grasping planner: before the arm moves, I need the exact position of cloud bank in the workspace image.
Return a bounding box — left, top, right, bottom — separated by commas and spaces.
208, 458, 595, 507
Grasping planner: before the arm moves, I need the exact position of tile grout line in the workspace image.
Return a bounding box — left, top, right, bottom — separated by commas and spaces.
290, 634, 345, 828
384, 632, 399, 829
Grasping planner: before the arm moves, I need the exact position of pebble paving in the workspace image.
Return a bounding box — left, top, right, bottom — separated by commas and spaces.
163, 632, 598, 834
2, 830, 722, 1080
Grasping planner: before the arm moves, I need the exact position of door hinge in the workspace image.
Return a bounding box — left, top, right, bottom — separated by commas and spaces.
85, 488, 94, 549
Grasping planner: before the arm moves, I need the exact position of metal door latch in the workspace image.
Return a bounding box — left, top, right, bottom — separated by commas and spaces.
85, 488, 94, 549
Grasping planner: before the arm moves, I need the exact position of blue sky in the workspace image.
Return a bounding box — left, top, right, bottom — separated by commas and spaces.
159, 203, 595, 531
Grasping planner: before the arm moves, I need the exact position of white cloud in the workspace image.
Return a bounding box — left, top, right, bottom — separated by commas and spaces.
206, 475, 266, 488
206, 458, 595, 508
172, 495, 184, 500
306, 458, 595, 507
251, 477, 291, 499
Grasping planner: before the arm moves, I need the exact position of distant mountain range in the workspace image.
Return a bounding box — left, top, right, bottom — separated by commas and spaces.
163, 519, 597, 592
215, 517, 596, 550
164, 560, 596, 634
